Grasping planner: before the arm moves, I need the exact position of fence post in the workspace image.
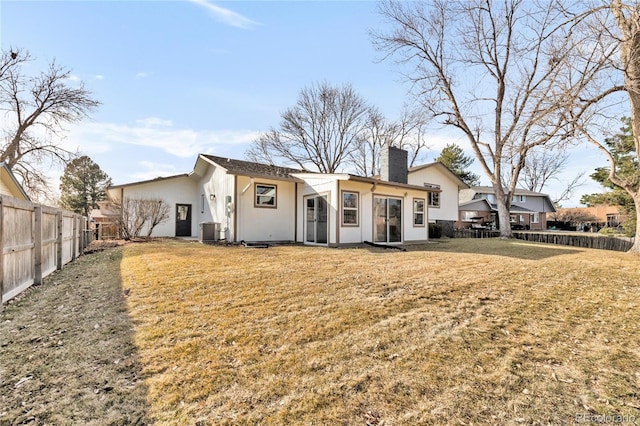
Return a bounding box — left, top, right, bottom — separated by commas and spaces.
81, 217, 87, 251
34, 206, 43, 285
72, 215, 78, 261
57, 211, 63, 271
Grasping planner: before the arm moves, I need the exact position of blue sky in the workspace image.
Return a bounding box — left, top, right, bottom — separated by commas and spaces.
0, 0, 612, 206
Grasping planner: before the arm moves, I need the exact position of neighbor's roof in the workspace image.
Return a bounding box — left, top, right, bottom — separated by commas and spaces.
492, 203, 536, 214
470, 186, 551, 197
201, 155, 308, 181
0, 162, 31, 201
108, 173, 190, 189
408, 161, 470, 189
459, 200, 538, 214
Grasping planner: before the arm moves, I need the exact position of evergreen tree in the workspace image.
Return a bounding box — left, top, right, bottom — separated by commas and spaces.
580, 118, 638, 236
59, 156, 112, 216
435, 143, 481, 186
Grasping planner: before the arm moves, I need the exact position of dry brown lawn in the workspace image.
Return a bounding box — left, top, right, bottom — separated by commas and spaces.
1, 238, 640, 425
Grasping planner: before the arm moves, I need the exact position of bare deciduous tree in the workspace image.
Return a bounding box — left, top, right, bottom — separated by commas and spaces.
144, 199, 171, 237
572, 0, 640, 253
553, 173, 587, 206
247, 82, 370, 173
0, 48, 99, 199
350, 106, 429, 176
518, 147, 586, 204
374, 0, 615, 237
113, 198, 170, 240
549, 208, 599, 225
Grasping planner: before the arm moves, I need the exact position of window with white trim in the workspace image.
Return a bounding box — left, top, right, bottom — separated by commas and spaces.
413, 198, 425, 226
531, 213, 539, 223
255, 184, 277, 208
342, 191, 359, 226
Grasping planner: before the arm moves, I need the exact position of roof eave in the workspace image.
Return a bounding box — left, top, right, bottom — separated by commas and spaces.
346, 175, 442, 192
108, 173, 191, 189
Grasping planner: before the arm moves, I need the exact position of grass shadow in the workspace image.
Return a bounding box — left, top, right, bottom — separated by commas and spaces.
0, 247, 148, 425
403, 237, 585, 260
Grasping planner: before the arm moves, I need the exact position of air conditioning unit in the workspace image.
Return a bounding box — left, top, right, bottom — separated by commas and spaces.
199, 222, 220, 243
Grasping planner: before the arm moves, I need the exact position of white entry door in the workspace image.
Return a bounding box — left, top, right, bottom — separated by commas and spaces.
305, 195, 328, 245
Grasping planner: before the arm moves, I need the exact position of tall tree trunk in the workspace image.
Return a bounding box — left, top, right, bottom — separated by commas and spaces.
610, 0, 640, 254
493, 186, 513, 238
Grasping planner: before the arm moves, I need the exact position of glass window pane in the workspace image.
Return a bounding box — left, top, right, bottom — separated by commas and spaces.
343, 210, 357, 225
256, 184, 276, 206
343, 193, 358, 208
342, 192, 358, 226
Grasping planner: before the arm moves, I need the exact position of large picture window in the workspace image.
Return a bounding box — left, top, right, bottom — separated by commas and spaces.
413, 198, 425, 226
255, 184, 277, 208
342, 191, 359, 226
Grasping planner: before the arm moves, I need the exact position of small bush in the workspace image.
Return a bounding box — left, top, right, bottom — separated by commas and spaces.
429, 223, 442, 239
599, 227, 618, 235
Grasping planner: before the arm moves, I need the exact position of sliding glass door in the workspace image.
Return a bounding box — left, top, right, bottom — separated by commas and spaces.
305, 195, 328, 245
374, 196, 402, 243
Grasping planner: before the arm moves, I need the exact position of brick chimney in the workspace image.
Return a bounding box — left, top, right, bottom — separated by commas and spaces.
380, 146, 408, 184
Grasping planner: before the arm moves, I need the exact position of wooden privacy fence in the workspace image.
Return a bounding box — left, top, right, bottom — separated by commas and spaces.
453, 228, 634, 252
511, 231, 634, 252
0, 195, 90, 305
454, 229, 501, 239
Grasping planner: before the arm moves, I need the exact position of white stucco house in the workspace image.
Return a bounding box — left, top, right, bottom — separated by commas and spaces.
407, 162, 470, 237
107, 147, 459, 246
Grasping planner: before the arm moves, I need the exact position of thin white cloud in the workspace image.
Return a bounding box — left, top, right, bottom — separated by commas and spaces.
187, 0, 259, 29
136, 117, 173, 127
135, 72, 149, 79
65, 121, 260, 159
94, 75, 105, 80
133, 161, 183, 181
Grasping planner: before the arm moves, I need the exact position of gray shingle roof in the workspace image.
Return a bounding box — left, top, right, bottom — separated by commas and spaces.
490, 203, 536, 214
202, 155, 308, 180
470, 185, 550, 196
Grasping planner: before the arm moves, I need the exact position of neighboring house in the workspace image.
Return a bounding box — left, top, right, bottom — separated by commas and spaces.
458, 186, 556, 230
89, 201, 120, 239
553, 205, 625, 231
0, 162, 30, 201
106, 147, 444, 246
408, 162, 470, 237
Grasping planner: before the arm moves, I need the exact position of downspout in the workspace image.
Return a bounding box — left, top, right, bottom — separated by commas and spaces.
370, 182, 377, 243
236, 177, 255, 242
241, 177, 254, 195
542, 196, 546, 231
426, 189, 430, 241
233, 175, 238, 243
294, 182, 298, 243
120, 187, 125, 239
336, 180, 341, 246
